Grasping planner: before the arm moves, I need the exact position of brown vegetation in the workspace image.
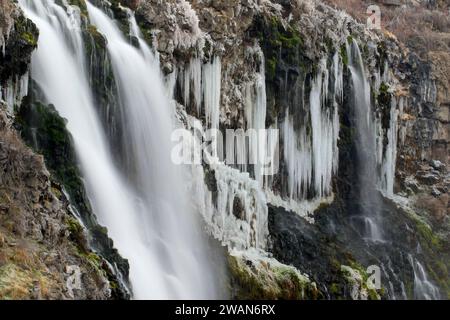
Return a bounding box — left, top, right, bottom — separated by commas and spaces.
324, 0, 450, 56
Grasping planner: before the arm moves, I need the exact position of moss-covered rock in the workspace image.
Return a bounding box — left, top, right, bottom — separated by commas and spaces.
228, 252, 322, 300
251, 16, 304, 82
340, 265, 380, 300
0, 13, 38, 84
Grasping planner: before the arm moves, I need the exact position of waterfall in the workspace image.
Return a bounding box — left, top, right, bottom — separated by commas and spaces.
20, 0, 219, 299
347, 39, 384, 242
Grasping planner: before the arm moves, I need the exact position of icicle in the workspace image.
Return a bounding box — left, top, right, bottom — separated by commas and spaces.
311, 61, 337, 198
282, 113, 312, 200
186, 115, 269, 251
241, 47, 269, 187
0, 72, 29, 114
183, 57, 202, 114
164, 68, 177, 99
332, 53, 342, 174
381, 97, 399, 197
282, 59, 340, 201
202, 56, 222, 130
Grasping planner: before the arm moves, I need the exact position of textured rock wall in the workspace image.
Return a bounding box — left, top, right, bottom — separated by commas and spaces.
0, 104, 112, 299
0, 0, 129, 299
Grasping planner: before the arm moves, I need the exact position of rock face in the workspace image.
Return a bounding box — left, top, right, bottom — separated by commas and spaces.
0, 1, 129, 299
0, 104, 112, 299
0, 0, 15, 50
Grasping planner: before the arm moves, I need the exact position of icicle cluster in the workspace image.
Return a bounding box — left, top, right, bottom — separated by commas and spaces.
282, 54, 342, 200
203, 57, 222, 130
0, 72, 29, 113
380, 97, 400, 196
180, 56, 222, 129
372, 54, 401, 197
185, 116, 269, 251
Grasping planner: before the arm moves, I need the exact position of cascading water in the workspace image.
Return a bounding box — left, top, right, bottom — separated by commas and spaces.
347, 39, 384, 243
408, 255, 441, 300
20, 0, 219, 299
346, 39, 441, 299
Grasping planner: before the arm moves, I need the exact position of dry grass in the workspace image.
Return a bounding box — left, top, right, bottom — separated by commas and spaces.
324, 0, 450, 56
0, 233, 61, 299
416, 193, 449, 222
0, 264, 34, 299
0, 255, 60, 299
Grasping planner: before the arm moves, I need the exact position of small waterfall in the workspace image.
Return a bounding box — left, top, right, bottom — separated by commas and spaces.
363, 217, 383, 243
21, 0, 219, 299
347, 39, 384, 242
408, 255, 441, 300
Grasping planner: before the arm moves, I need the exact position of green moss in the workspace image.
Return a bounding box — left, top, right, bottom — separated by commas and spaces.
68, 0, 88, 16
344, 261, 381, 300
339, 45, 348, 66
253, 16, 304, 81
86, 25, 106, 47
228, 254, 321, 300
416, 220, 442, 250
0, 14, 38, 84
316, 202, 331, 212
67, 217, 83, 237
348, 261, 369, 282
325, 37, 335, 52
377, 41, 388, 69
367, 288, 380, 300
267, 57, 277, 79
347, 35, 354, 44
378, 82, 390, 104
15, 95, 95, 229
20, 32, 37, 46
330, 283, 340, 295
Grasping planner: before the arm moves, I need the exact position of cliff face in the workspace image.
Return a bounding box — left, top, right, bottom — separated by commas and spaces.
0, 1, 129, 299
0, 0, 448, 299
0, 105, 112, 299
131, 0, 449, 299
